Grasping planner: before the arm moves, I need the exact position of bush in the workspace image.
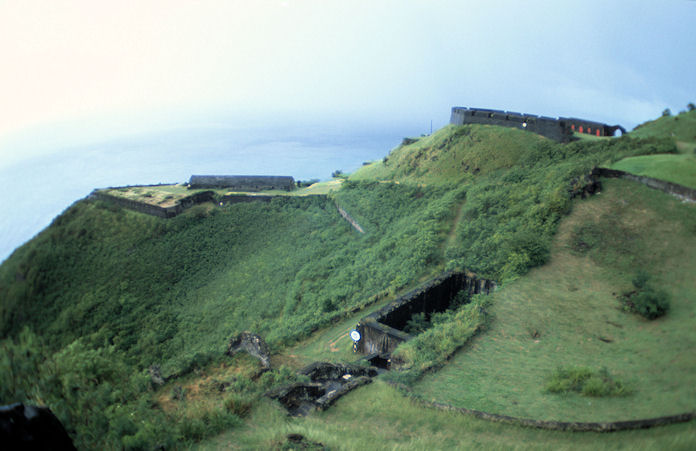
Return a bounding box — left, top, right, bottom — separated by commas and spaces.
545, 366, 630, 397
629, 288, 670, 319
223, 393, 253, 417
622, 273, 670, 320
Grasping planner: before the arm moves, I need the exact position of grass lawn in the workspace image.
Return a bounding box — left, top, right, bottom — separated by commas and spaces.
608, 153, 696, 189
196, 379, 696, 450
412, 179, 696, 422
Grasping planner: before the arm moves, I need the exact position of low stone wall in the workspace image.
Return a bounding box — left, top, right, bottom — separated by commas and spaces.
355, 271, 496, 355
401, 388, 695, 432
593, 167, 696, 203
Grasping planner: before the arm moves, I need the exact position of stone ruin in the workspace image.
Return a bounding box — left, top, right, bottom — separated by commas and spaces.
267, 362, 378, 416
226, 331, 271, 368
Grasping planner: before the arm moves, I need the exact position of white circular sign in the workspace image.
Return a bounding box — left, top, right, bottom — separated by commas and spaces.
350, 330, 361, 341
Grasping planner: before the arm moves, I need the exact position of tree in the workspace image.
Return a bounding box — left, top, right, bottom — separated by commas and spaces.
688, 102, 695, 112
662, 108, 672, 117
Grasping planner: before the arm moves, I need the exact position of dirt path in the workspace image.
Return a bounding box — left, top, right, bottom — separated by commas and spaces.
444, 200, 467, 251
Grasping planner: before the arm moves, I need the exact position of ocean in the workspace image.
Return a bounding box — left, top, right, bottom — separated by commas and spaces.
0, 120, 414, 263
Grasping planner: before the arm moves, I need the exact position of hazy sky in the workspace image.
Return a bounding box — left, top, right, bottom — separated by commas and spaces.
1, 0, 695, 162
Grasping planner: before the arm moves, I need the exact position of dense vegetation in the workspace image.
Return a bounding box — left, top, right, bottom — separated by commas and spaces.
0, 120, 689, 448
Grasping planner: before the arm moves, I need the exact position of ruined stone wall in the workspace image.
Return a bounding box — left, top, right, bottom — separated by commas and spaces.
355, 271, 496, 355
394, 384, 696, 432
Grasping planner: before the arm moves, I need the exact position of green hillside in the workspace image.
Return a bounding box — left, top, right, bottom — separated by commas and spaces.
602, 109, 696, 187
630, 108, 696, 150
1, 118, 694, 449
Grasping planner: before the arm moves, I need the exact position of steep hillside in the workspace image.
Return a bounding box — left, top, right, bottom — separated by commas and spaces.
0, 120, 688, 449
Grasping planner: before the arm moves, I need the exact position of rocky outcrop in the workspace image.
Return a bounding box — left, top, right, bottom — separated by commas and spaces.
0, 403, 76, 450
226, 331, 271, 368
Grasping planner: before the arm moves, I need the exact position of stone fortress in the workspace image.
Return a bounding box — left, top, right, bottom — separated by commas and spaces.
450, 107, 627, 142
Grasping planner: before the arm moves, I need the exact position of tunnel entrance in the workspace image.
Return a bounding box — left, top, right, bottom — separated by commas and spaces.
354, 271, 495, 357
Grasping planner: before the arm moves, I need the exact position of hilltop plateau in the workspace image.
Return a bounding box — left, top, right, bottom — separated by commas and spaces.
1, 110, 695, 449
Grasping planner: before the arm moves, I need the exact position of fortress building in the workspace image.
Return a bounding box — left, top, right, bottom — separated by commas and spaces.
189, 175, 295, 191
450, 107, 626, 142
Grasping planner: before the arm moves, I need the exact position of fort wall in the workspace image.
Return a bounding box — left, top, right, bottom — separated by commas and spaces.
450, 107, 626, 142
91, 190, 216, 218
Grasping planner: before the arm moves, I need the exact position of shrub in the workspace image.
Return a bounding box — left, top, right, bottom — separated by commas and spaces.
545, 366, 630, 397
622, 273, 670, 320
629, 288, 670, 319
224, 393, 253, 417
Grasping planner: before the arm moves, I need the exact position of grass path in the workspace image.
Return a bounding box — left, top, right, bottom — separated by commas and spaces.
444, 199, 467, 251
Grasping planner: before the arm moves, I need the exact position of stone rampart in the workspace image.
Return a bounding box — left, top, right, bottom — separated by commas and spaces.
90, 190, 215, 218
593, 167, 696, 203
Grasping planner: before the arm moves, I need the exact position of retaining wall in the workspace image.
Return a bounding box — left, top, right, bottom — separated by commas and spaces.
593, 167, 696, 203
355, 271, 496, 355
401, 387, 695, 432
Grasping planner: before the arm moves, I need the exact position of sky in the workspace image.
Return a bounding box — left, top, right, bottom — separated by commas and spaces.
1, 0, 695, 164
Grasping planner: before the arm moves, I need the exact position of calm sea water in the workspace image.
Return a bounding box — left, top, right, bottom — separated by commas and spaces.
0, 121, 413, 263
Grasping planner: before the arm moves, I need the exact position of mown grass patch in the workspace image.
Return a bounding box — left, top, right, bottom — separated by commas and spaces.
609, 153, 696, 189
412, 179, 696, 422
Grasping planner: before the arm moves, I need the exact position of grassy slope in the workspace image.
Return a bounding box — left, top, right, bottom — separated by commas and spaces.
606, 110, 696, 186
199, 380, 696, 450
413, 178, 696, 421
609, 153, 696, 189
1, 121, 692, 448
630, 109, 696, 147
